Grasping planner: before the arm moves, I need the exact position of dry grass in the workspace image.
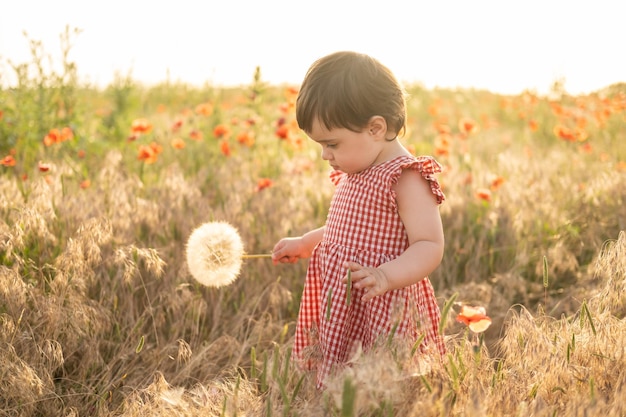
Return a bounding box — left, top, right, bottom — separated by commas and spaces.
1, 81, 625, 416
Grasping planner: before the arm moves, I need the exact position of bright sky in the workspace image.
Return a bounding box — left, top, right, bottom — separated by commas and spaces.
1, 0, 625, 95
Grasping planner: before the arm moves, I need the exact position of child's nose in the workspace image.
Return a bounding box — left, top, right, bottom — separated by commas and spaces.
321, 148, 332, 160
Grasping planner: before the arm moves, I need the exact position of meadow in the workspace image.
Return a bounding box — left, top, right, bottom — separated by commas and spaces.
1, 30, 625, 416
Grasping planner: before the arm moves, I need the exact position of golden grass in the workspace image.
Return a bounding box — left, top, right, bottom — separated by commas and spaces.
0, 80, 625, 416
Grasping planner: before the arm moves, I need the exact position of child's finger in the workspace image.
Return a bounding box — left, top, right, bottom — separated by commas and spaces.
343, 261, 363, 272
343, 264, 369, 283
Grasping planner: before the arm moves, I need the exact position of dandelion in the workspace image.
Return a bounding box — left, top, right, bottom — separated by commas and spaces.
456, 305, 492, 333
185, 222, 254, 288
186, 222, 271, 287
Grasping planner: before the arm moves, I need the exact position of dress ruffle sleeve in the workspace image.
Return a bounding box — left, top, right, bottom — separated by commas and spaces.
329, 170, 346, 186
390, 155, 445, 205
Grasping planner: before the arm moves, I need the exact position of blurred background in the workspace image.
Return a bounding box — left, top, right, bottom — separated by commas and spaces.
2, 0, 625, 94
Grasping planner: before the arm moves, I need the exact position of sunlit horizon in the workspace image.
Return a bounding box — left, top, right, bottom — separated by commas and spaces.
2, 0, 625, 96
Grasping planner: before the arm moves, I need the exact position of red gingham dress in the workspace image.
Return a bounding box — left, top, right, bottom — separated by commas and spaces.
293, 155, 446, 388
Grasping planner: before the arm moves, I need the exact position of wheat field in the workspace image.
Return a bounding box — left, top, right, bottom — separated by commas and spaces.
1, 31, 626, 416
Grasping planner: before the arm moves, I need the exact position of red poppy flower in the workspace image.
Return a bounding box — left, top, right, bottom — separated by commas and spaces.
171, 119, 183, 132
255, 178, 273, 192
285, 86, 299, 96
137, 145, 156, 163
434, 145, 450, 157
275, 124, 289, 140
459, 117, 479, 135
476, 188, 492, 202
150, 141, 163, 154
43, 128, 61, 146
489, 176, 505, 191
38, 161, 51, 172
195, 102, 214, 116
213, 124, 231, 139
131, 118, 153, 135
219, 140, 231, 157
189, 130, 203, 141
553, 124, 576, 142
236, 131, 255, 147
171, 137, 186, 149
1, 155, 16, 167
456, 305, 492, 333
434, 123, 451, 134
137, 142, 162, 164
278, 103, 292, 114
60, 127, 73, 142
80, 179, 91, 189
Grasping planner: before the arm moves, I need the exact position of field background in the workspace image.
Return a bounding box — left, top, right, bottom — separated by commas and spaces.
1, 31, 625, 416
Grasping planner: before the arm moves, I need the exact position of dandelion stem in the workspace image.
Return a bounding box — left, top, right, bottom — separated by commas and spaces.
242, 253, 273, 259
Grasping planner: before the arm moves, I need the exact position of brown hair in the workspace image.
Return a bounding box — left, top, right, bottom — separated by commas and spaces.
296, 51, 406, 137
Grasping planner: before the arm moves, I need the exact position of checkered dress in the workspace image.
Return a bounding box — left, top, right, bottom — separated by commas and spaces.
293, 155, 446, 388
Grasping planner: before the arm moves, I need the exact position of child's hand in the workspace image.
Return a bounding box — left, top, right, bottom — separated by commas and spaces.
272, 237, 306, 264
343, 261, 390, 302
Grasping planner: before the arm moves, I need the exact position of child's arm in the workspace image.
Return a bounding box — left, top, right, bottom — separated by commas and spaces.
344, 169, 444, 301
272, 226, 326, 264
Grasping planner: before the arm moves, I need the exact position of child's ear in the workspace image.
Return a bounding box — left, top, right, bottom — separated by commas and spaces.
367, 115, 388, 139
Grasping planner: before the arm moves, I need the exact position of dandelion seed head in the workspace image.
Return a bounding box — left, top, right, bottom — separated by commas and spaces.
186, 221, 244, 287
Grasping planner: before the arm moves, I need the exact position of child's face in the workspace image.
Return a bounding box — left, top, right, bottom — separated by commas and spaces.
307, 118, 386, 174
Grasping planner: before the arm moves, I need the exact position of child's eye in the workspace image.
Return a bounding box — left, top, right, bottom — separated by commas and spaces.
326, 143, 337, 149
